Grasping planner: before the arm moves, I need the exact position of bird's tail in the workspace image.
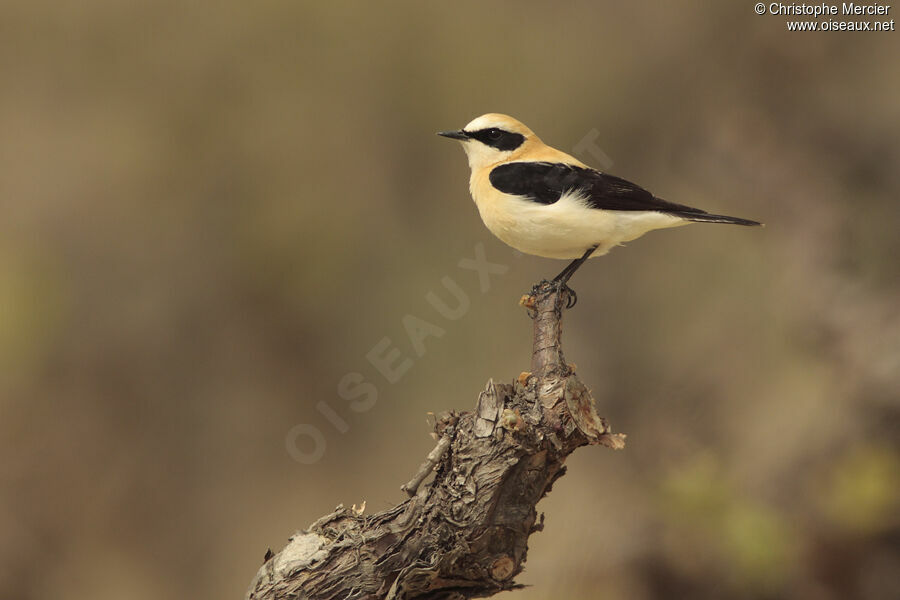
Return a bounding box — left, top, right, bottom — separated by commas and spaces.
676, 212, 763, 226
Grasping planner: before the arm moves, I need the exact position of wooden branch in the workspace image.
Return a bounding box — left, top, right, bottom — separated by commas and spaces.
246, 283, 626, 600
401, 416, 458, 497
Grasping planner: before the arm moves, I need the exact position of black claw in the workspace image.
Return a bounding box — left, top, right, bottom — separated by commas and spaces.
557, 282, 577, 309
564, 285, 578, 308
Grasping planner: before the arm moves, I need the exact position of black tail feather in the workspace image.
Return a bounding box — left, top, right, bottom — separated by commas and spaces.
675, 212, 763, 226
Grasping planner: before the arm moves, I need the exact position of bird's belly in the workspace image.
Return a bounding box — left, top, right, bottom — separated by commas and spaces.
476, 193, 687, 259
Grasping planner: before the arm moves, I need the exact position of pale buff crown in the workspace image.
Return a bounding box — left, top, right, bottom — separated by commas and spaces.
463, 113, 538, 139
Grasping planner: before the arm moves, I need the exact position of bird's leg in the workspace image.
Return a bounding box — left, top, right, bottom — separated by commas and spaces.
550, 246, 598, 308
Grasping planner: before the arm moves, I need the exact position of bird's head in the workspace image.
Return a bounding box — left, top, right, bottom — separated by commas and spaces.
438, 113, 539, 170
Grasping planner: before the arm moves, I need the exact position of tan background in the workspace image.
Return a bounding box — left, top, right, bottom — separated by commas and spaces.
2, 2, 899, 599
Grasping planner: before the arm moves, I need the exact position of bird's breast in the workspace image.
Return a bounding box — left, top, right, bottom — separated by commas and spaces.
470, 172, 614, 259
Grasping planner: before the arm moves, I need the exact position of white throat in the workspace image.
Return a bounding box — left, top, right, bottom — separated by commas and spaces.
461, 140, 513, 172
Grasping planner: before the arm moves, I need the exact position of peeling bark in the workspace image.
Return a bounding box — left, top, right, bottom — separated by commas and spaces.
247, 282, 626, 600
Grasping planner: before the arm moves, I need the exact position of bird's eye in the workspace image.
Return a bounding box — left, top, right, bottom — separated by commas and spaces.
487, 128, 502, 140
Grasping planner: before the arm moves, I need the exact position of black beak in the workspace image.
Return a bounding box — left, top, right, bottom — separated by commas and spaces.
437, 130, 469, 140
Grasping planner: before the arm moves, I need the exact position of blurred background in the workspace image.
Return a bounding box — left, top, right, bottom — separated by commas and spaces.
2, 2, 899, 599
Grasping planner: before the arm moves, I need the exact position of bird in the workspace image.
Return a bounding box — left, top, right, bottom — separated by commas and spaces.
438, 113, 761, 305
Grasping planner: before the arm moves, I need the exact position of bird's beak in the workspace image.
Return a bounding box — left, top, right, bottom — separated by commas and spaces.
437, 130, 469, 141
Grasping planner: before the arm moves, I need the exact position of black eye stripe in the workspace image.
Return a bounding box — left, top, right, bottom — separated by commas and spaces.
465, 128, 525, 151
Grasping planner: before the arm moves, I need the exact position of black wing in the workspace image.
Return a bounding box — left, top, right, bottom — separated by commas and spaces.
489, 162, 761, 225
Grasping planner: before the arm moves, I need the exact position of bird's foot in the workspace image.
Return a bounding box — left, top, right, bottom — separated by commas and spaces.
524, 279, 577, 310
529, 279, 552, 298
554, 280, 578, 309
